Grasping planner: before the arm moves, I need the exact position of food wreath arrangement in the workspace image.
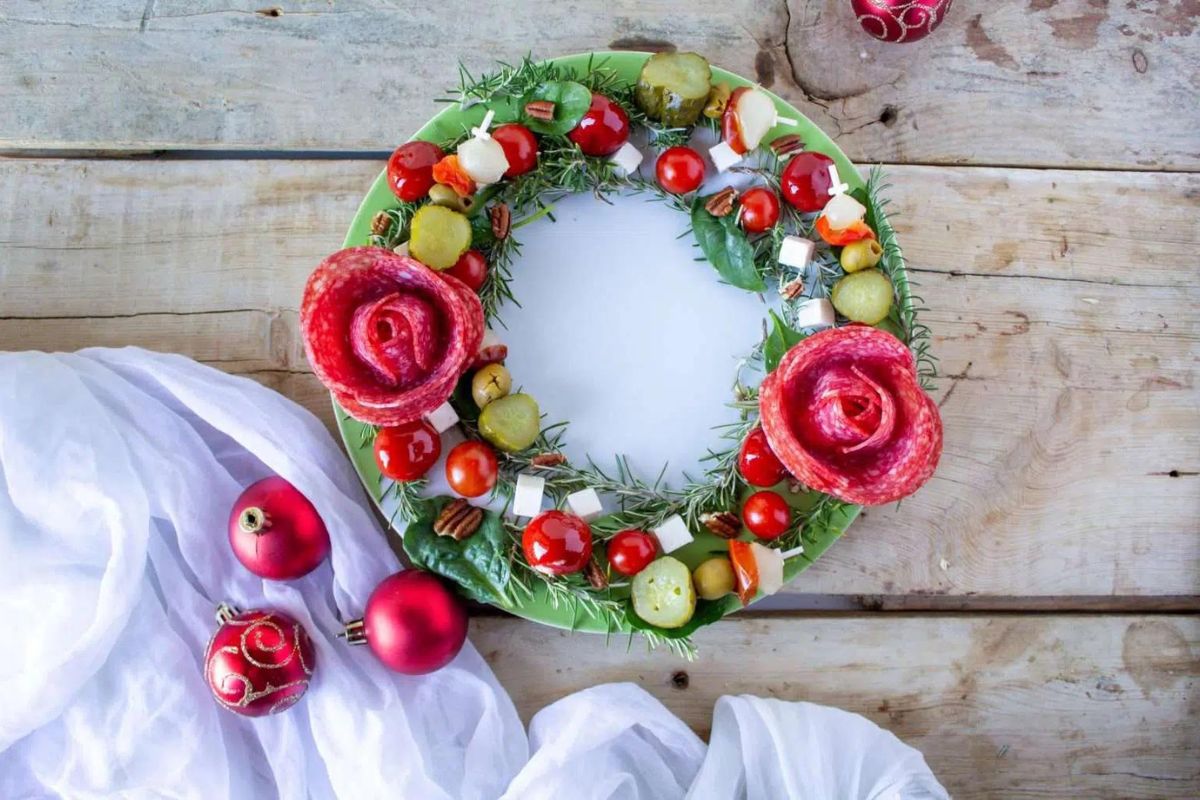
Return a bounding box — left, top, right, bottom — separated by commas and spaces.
299, 51, 943, 659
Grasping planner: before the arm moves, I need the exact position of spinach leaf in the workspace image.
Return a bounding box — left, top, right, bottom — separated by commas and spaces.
521, 81, 593, 135
625, 595, 735, 640
690, 199, 766, 292
763, 310, 806, 373
402, 498, 512, 606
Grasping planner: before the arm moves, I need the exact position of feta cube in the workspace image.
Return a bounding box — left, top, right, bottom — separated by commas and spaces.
651, 514, 694, 553
822, 192, 867, 229
566, 488, 603, 522
778, 235, 815, 270
794, 298, 835, 330
393, 241, 410, 257
752, 542, 785, 597
425, 401, 459, 433
512, 473, 546, 518
609, 141, 644, 176
707, 141, 743, 173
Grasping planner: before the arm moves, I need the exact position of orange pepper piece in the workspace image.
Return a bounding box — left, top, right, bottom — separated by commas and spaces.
431, 155, 477, 198
728, 540, 759, 606
815, 215, 875, 246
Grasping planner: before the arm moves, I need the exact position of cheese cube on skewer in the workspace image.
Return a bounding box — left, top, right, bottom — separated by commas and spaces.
651, 514, 694, 553
794, 298, 835, 330
426, 401, 459, 433
512, 473, 546, 518
822, 192, 867, 229
566, 488, 603, 522
708, 141, 743, 173
778, 235, 815, 270
609, 142, 644, 176
752, 542, 785, 597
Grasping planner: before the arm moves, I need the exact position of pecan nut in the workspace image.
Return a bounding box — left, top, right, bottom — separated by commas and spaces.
370, 210, 393, 237
490, 202, 512, 240
704, 187, 738, 218
700, 511, 741, 539
524, 100, 556, 121
530, 452, 567, 468
433, 499, 483, 540
584, 558, 608, 589
781, 277, 806, 301
770, 134, 805, 158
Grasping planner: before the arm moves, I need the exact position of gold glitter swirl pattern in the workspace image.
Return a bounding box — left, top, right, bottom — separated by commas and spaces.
203, 607, 315, 716
856, 0, 952, 43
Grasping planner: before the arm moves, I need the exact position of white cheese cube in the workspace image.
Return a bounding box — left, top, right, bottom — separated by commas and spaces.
777, 235, 815, 270
425, 401, 459, 433
752, 542, 785, 597
512, 473, 546, 518
794, 298, 835, 330
822, 192, 867, 229
566, 488, 604, 522
479, 329, 503, 351
651, 514, 694, 554
708, 141, 743, 173
393, 241, 410, 257
609, 141, 644, 176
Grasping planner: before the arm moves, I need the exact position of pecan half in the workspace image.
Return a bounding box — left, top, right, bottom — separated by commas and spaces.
490, 202, 512, 240
530, 452, 567, 468
433, 499, 483, 541
781, 277, 806, 300
704, 187, 738, 218
584, 559, 608, 589
770, 134, 805, 158
370, 211, 393, 237
700, 511, 741, 539
524, 100, 556, 121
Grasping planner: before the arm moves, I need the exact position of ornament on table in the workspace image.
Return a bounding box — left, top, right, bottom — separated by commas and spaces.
203, 604, 316, 716
343, 570, 468, 675
228, 476, 330, 580
851, 0, 953, 43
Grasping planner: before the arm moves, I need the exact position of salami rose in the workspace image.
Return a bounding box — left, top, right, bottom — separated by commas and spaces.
301, 247, 484, 426
759, 325, 942, 505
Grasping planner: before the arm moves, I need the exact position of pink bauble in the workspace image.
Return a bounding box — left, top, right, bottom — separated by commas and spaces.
344, 571, 468, 675
851, 0, 953, 43
228, 476, 330, 580
204, 604, 316, 716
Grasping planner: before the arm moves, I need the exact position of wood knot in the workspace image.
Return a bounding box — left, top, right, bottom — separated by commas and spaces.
671, 670, 689, 690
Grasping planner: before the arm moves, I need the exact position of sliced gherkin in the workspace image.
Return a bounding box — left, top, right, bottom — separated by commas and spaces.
634, 52, 712, 127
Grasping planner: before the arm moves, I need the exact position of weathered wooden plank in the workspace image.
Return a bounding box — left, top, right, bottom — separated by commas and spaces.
474, 614, 1200, 799
0, 1, 1196, 169
1, 159, 1196, 598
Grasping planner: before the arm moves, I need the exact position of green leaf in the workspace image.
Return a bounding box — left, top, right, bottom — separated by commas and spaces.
763, 310, 806, 373
402, 498, 512, 606
521, 81, 593, 135
690, 199, 766, 292
625, 595, 735, 640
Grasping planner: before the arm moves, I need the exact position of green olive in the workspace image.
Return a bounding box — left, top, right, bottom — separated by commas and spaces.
831, 269, 894, 325
478, 392, 539, 452
693, 557, 735, 601
471, 364, 512, 409
632, 557, 696, 629
409, 204, 471, 270
840, 239, 884, 273
428, 183, 472, 213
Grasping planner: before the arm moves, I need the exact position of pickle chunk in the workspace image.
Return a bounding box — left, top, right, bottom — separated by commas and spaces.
832, 269, 894, 325
408, 205, 471, 270
632, 556, 696, 629
635, 52, 712, 127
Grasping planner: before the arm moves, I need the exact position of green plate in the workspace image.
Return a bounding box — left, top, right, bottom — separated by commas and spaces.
333, 51, 910, 634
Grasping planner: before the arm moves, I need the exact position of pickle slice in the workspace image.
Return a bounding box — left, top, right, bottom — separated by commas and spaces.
631, 556, 696, 629
408, 205, 471, 270
478, 393, 540, 452
634, 52, 712, 128
831, 269, 894, 325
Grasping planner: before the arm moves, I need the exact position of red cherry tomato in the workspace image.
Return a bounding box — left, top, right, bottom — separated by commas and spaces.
374, 420, 442, 482
386, 141, 444, 202
742, 491, 791, 540
446, 249, 488, 292
781, 151, 836, 212
655, 146, 705, 194
491, 123, 538, 178
522, 511, 593, 575
721, 87, 751, 155
445, 441, 498, 498
568, 94, 630, 157
739, 187, 781, 233
606, 530, 658, 576
728, 539, 759, 606
738, 428, 787, 488
815, 215, 876, 246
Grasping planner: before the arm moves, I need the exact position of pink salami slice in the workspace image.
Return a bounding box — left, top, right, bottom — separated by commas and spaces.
759, 325, 942, 506
301, 247, 484, 426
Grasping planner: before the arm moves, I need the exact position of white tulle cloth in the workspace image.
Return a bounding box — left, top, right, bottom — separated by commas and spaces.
0, 348, 947, 799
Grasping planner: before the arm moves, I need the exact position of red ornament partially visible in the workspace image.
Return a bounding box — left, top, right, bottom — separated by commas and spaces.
344, 571, 468, 675
204, 604, 315, 717
851, 0, 953, 44
229, 476, 330, 580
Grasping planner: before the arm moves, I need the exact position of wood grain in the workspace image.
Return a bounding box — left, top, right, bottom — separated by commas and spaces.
473, 614, 1200, 799
1, 158, 1197, 598
1, 1, 1197, 169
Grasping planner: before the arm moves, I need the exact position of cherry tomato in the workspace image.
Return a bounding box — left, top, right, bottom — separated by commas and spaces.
373, 420, 442, 482
446, 249, 488, 292
606, 529, 658, 576
739, 187, 781, 233
720, 87, 751, 154
432, 155, 476, 198
738, 428, 787, 487
386, 141, 444, 202
568, 93, 630, 157
523, 511, 593, 575
445, 440, 498, 498
781, 151, 835, 212
654, 146, 705, 194
728, 539, 759, 606
491, 123, 538, 178
815, 215, 876, 246
742, 491, 791, 540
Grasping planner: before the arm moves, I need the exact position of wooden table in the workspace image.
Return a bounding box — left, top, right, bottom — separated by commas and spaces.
2, 2, 1197, 796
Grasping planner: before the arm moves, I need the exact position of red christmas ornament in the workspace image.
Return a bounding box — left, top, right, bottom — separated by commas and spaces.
204, 604, 316, 716
228, 476, 330, 580
851, 0, 953, 44
343, 571, 468, 675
